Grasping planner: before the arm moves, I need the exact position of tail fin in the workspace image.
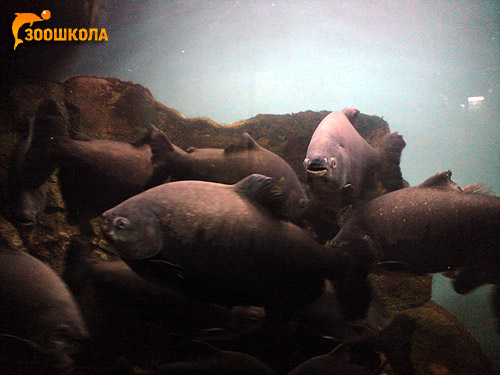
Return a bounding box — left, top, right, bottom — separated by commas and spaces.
17, 100, 66, 187
376, 132, 406, 192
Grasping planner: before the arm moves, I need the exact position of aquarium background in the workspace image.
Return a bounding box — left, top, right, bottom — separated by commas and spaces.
48, 0, 499, 364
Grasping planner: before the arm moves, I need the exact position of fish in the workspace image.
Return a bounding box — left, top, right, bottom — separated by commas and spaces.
55, 127, 170, 224
101, 174, 374, 324
332, 170, 500, 360
12, 10, 51, 50
304, 107, 405, 206
62, 237, 262, 355
332, 171, 500, 280
16, 99, 176, 224
293, 279, 387, 343
0, 236, 89, 372
160, 132, 309, 219
18, 99, 306, 224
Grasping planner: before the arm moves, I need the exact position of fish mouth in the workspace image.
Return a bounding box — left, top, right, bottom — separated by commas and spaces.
306, 168, 328, 177
304, 157, 330, 177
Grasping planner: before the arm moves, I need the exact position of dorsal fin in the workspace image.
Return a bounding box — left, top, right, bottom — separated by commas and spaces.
242, 132, 260, 149
224, 133, 260, 154
233, 174, 287, 219
418, 171, 460, 191
142, 126, 176, 170
342, 107, 360, 122
145, 125, 174, 152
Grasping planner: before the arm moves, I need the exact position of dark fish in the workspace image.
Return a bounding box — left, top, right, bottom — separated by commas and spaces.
334, 170, 500, 346
151, 340, 277, 375
62, 238, 261, 354
164, 132, 309, 219
19, 100, 305, 223
101, 174, 373, 324
333, 170, 500, 285
293, 279, 387, 343
55, 126, 172, 224
287, 344, 370, 375
19, 100, 307, 224
304, 107, 405, 205
16, 99, 175, 224
0, 236, 89, 371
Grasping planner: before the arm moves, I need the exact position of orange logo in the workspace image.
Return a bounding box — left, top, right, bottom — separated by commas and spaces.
12, 10, 51, 50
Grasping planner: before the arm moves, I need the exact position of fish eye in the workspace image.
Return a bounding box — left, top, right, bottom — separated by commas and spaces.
330, 158, 337, 168
113, 217, 130, 229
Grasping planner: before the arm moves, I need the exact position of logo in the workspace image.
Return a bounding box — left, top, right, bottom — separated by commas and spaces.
12, 10, 51, 50
12, 9, 108, 51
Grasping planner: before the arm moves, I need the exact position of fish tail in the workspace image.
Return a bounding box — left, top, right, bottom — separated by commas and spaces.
376, 132, 406, 192
16, 100, 67, 188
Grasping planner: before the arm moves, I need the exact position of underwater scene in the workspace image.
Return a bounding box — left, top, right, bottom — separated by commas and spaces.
1, 1, 499, 374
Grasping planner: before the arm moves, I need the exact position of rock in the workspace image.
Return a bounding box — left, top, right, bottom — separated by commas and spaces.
369, 269, 433, 311
407, 301, 494, 375
64, 76, 154, 142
